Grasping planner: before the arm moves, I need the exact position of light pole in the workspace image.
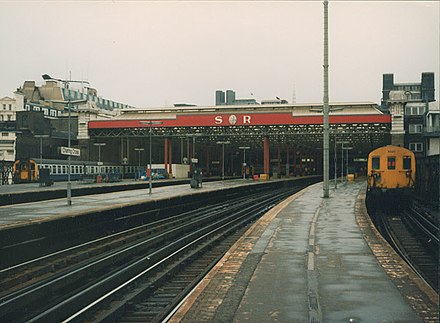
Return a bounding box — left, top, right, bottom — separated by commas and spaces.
345, 146, 353, 179
239, 146, 250, 180
34, 134, 49, 186
186, 133, 202, 175
94, 143, 106, 175
140, 121, 163, 195
42, 74, 89, 206
216, 141, 230, 180
335, 141, 348, 187
341, 144, 352, 181
322, 0, 330, 198
134, 148, 144, 180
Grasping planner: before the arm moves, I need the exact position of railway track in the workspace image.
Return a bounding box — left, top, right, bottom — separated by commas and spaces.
369, 199, 439, 292
0, 181, 310, 322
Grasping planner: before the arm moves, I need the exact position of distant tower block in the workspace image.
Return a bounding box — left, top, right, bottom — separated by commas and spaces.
226, 90, 236, 105
215, 90, 225, 106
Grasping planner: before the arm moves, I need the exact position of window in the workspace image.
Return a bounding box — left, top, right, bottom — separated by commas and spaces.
403, 156, 412, 170
2, 104, 5, 110
2, 133, 8, 137
405, 106, 425, 115
409, 143, 423, 152
372, 157, 380, 170
409, 124, 423, 133
7, 115, 11, 121
387, 157, 396, 170
8, 104, 12, 110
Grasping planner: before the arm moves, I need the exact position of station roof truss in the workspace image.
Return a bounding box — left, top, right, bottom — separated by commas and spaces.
88, 102, 391, 155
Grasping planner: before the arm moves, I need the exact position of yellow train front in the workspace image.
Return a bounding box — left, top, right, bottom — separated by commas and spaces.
13, 159, 39, 183
367, 145, 416, 209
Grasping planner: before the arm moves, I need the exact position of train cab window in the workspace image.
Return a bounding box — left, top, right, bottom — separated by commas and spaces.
403, 156, 412, 170
387, 157, 396, 170
371, 157, 380, 170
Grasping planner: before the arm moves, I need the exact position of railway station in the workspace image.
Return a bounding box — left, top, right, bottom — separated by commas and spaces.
0, 96, 438, 323
1, 92, 438, 322
0, 173, 437, 322
86, 101, 391, 179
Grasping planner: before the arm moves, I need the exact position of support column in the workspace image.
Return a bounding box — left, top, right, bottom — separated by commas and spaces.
293, 145, 297, 176
264, 137, 270, 176
285, 144, 290, 177
205, 145, 210, 177
277, 143, 281, 179
299, 146, 303, 175
164, 138, 169, 176
168, 139, 173, 178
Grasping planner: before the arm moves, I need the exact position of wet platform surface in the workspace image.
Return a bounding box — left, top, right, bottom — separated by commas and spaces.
171, 181, 438, 322
0, 179, 260, 229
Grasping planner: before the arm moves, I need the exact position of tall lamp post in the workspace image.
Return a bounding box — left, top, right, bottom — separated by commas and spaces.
342, 144, 353, 181
186, 133, 202, 175
239, 146, 250, 180
140, 121, 163, 195
322, 0, 330, 198
335, 141, 348, 188
42, 74, 89, 206
216, 141, 230, 180
34, 134, 49, 186
134, 148, 144, 180
94, 143, 106, 175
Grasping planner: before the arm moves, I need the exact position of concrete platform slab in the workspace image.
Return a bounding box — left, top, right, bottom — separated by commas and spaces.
171, 181, 438, 322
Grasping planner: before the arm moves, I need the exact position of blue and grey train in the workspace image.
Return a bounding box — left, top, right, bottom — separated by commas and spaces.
13, 158, 139, 183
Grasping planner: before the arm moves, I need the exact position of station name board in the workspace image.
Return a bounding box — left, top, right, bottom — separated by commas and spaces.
60, 146, 81, 157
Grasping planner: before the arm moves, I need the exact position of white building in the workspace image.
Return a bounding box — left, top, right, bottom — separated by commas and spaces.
0, 92, 24, 163
424, 101, 440, 156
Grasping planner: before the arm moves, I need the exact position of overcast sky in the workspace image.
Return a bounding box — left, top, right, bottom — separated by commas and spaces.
0, 1, 438, 108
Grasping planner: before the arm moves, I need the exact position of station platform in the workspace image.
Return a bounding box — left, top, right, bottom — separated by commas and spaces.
170, 181, 439, 322
0, 178, 271, 229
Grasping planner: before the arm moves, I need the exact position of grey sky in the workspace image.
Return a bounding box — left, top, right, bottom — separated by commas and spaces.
0, 1, 438, 108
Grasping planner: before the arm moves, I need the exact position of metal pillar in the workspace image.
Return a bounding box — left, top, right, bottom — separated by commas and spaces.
334, 137, 337, 189
206, 146, 210, 177
293, 145, 297, 175
169, 139, 173, 178
277, 144, 281, 179
264, 137, 270, 175
164, 138, 169, 176
322, 0, 330, 198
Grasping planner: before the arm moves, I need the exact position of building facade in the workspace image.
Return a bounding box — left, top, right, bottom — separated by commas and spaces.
12, 79, 132, 163
0, 92, 24, 163
381, 72, 435, 111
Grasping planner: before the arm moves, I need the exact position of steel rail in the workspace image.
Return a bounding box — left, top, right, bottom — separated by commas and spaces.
0, 186, 295, 322
63, 188, 295, 322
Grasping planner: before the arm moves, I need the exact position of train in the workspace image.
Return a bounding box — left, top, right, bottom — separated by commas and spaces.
367, 145, 416, 193
367, 145, 416, 209
12, 158, 143, 183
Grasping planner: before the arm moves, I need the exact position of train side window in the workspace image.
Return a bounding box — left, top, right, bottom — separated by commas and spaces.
387, 157, 396, 170
403, 156, 412, 170
372, 157, 380, 170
